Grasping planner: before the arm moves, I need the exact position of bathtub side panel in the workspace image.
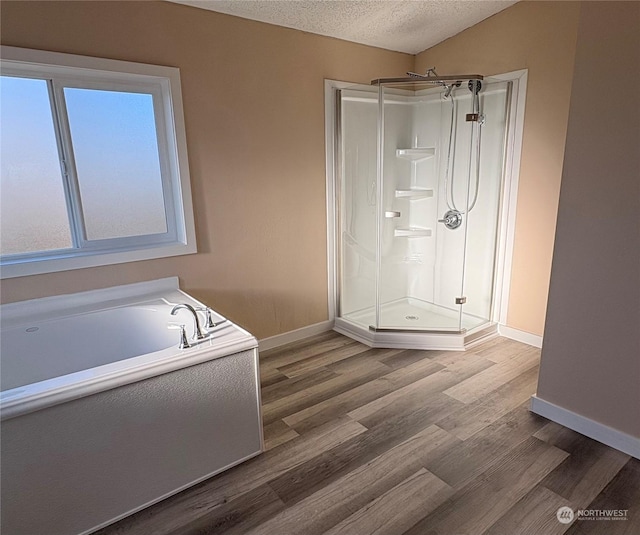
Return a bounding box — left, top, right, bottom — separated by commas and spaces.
0, 349, 262, 535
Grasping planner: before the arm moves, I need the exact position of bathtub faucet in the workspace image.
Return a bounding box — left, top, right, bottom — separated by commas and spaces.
171, 304, 206, 341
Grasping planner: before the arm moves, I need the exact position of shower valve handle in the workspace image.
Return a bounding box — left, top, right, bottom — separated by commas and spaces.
439, 210, 463, 230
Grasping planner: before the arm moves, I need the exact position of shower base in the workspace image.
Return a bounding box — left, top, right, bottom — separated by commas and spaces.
335, 298, 497, 351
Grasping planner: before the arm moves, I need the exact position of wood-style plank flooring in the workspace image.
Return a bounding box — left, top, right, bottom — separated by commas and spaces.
97, 332, 640, 535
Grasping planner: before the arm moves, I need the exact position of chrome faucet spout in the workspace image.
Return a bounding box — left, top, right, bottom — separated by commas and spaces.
171, 303, 206, 340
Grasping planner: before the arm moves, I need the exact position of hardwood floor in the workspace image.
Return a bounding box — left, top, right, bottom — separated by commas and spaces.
97, 332, 639, 535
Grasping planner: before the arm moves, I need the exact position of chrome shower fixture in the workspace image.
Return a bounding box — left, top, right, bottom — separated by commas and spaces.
468, 79, 482, 94
406, 66, 439, 79
444, 81, 462, 99
439, 210, 463, 230
371, 70, 482, 87
371, 68, 486, 216
406, 67, 462, 99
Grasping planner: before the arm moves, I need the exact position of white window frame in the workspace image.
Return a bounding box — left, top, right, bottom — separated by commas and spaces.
0, 46, 197, 278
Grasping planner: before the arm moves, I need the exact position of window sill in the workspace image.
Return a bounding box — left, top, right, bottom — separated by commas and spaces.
0, 241, 197, 279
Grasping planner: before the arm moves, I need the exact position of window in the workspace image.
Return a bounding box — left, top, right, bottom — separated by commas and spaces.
0, 46, 196, 278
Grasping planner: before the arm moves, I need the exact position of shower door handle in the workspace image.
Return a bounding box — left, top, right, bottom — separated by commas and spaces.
385, 211, 401, 218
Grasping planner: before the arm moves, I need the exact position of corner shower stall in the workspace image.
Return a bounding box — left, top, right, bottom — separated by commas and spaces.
331, 71, 513, 350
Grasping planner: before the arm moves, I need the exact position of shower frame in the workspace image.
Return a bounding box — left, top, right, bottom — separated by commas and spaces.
325, 70, 529, 350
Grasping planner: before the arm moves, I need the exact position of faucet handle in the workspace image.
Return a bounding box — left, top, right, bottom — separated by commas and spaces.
202, 307, 214, 328
178, 324, 191, 349
204, 307, 217, 329
196, 306, 220, 329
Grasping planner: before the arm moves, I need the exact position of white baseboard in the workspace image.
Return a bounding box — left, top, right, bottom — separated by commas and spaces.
530, 395, 640, 459
498, 325, 543, 348
258, 320, 334, 352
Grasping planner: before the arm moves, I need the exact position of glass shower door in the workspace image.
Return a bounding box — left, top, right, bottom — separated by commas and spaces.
373, 82, 477, 332
462, 79, 511, 329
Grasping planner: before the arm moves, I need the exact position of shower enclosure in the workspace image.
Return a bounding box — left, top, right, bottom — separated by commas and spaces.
332, 71, 513, 350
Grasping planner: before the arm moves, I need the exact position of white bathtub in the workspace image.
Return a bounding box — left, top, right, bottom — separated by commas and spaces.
1, 278, 263, 535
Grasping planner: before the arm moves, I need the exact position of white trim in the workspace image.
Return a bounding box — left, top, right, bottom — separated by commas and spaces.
1, 242, 197, 279
498, 324, 542, 348
334, 320, 464, 351
491, 69, 528, 325
334, 317, 498, 351
0, 45, 181, 79
0, 46, 197, 279
258, 320, 334, 352
324, 80, 339, 323
530, 395, 640, 460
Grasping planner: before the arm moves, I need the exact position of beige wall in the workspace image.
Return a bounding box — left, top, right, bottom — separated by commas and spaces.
415, 1, 581, 336
0, 1, 595, 342
0, 1, 412, 339
536, 2, 640, 438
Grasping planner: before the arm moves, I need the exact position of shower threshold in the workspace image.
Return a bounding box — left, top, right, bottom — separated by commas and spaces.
335, 298, 497, 351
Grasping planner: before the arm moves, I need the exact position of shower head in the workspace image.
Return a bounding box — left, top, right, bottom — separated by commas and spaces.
406, 67, 439, 80
406, 68, 463, 98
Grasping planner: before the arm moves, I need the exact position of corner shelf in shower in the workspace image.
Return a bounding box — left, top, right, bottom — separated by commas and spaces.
394, 227, 432, 238
395, 188, 434, 200
395, 148, 435, 162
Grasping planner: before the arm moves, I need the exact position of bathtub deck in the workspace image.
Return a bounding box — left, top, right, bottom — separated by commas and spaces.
94, 332, 640, 535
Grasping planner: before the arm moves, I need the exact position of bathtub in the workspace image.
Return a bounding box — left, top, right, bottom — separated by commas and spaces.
0, 278, 263, 535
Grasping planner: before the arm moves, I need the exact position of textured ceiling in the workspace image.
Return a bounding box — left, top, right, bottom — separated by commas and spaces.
169, 0, 518, 54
